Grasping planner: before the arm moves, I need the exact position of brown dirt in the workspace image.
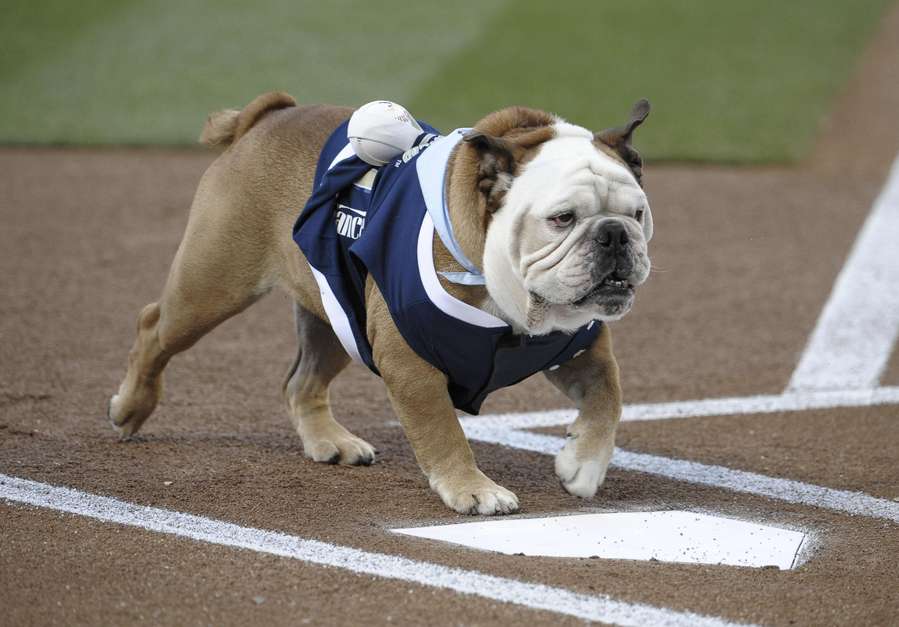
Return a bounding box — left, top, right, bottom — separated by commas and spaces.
2, 5, 899, 626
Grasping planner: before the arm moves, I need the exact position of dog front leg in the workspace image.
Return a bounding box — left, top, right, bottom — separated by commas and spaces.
544, 323, 622, 498
374, 339, 519, 515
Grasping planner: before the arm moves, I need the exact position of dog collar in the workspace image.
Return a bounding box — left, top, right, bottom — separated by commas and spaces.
416, 128, 487, 286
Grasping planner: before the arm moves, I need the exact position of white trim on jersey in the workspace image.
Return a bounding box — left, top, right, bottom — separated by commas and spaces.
327, 143, 356, 170
329, 143, 376, 193
417, 213, 508, 329
416, 129, 486, 285
308, 265, 364, 363
352, 168, 378, 191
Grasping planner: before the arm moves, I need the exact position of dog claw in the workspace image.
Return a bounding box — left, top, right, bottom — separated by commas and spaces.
431, 472, 519, 515
303, 432, 377, 466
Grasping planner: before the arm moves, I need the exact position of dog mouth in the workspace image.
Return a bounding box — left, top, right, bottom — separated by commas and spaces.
572, 275, 635, 306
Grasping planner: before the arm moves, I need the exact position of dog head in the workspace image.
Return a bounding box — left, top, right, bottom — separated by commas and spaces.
456, 101, 653, 335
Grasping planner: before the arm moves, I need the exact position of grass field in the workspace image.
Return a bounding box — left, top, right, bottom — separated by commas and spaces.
1, 0, 892, 161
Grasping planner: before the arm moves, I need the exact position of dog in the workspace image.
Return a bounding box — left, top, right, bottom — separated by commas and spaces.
108, 92, 652, 515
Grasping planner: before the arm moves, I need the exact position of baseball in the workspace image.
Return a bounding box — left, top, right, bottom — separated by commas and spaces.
347, 100, 423, 166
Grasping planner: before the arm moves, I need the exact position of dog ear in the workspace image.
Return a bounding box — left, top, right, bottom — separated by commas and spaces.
463, 130, 516, 212
595, 99, 650, 185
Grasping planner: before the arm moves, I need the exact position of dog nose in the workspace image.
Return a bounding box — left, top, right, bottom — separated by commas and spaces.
597, 221, 629, 248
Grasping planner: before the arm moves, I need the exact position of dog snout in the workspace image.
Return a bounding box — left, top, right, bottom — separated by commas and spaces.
597, 221, 629, 249
593, 220, 636, 281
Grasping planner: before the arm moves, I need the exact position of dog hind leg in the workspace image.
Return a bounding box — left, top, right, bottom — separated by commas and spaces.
108, 274, 271, 439
108, 174, 277, 438
283, 303, 375, 465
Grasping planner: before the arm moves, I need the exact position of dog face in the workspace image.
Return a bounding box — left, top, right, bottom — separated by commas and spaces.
469, 103, 653, 335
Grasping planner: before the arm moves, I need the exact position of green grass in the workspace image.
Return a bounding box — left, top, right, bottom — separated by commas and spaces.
0, 0, 506, 145
0, 0, 892, 162
410, 0, 893, 162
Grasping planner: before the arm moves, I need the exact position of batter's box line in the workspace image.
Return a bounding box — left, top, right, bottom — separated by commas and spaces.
461, 424, 899, 525
0, 474, 748, 627
468, 385, 899, 430
460, 388, 899, 523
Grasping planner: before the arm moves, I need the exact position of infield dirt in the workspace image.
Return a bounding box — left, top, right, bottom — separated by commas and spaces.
2, 6, 899, 626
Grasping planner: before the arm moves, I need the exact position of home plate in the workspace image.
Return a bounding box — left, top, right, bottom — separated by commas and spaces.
393, 511, 808, 569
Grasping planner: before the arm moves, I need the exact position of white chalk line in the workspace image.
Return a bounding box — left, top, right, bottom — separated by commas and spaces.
461, 424, 899, 525
0, 474, 746, 627
470, 386, 899, 430
788, 153, 899, 392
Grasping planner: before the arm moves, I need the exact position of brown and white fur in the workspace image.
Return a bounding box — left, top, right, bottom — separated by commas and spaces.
108, 92, 652, 515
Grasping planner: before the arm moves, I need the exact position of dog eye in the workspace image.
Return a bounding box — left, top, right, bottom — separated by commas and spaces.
634, 209, 644, 222
550, 212, 575, 228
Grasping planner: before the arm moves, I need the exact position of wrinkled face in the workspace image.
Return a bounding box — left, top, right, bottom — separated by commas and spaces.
482, 123, 652, 334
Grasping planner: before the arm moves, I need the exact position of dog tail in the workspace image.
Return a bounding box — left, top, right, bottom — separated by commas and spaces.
199, 91, 297, 147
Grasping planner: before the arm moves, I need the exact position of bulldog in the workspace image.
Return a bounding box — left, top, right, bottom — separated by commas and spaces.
108, 92, 653, 515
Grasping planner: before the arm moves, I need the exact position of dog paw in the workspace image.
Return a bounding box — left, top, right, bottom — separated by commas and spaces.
554, 438, 612, 499
302, 429, 376, 466
107, 376, 161, 439
107, 393, 144, 440
430, 470, 519, 515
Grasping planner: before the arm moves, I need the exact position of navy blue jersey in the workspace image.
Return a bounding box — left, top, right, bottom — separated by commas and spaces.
293, 120, 601, 414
